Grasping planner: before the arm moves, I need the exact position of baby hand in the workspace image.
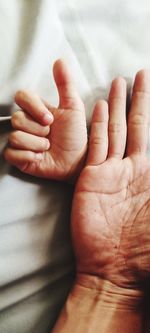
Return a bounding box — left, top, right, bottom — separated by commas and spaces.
4, 60, 87, 182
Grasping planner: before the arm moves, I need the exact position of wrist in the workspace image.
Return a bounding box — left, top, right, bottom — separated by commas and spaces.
74, 273, 143, 311
52, 274, 143, 333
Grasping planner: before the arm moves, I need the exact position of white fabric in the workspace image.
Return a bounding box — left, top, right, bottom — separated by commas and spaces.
0, 0, 150, 332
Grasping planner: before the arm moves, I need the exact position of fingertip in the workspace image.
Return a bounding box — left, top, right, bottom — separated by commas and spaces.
15, 89, 28, 104
110, 77, 127, 98
53, 59, 84, 111
53, 58, 66, 74
15, 90, 54, 126
135, 68, 150, 79
127, 69, 150, 156
134, 69, 150, 91
53, 59, 63, 80
95, 99, 108, 109
92, 100, 108, 122
53, 58, 64, 70
53, 58, 72, 86
112, 76, 126, 85
42, 112, 54, 125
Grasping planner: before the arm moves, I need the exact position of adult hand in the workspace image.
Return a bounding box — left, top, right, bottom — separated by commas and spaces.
71, 70, 150, 289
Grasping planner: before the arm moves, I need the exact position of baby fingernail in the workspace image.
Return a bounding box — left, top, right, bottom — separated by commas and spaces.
43, 112, 53, 125
35, 153, 43, 160
45, 140, 50, 150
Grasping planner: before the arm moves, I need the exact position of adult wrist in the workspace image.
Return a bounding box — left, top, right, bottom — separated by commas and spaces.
74, 273, 143, 311
52, 274, 143, 333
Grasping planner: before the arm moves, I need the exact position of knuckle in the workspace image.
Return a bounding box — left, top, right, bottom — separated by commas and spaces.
109, 122, 121, 134
133, 144, 145, 154
111, 152, 121, 158
11, 111, 24, 128
109, 96, 123, 102
134, 90, 150, 100
11, 113, 18, 128
90, 136, 104, 145
3, 148, 10, 160
129, 114, 145, 126
112, 76, 126, 87
9, 131, 21, 146
26, 151, 34, 161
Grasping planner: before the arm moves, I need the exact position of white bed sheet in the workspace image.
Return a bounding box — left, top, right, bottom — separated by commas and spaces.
0, 0, 150, 332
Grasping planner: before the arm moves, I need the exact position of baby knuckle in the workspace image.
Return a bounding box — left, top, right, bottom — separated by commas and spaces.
27, 151, 35, 160
11, 111, 23, 128
3, 148, 11, 160
9, 131, 21, 145
11, 113, 18, 128
8, 132, 15, 143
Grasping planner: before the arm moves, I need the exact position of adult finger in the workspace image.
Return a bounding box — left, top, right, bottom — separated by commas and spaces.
87, 100, 108, 165
108, 77, 127, 159
127, 69, 150, 155
15, 90, 54, 126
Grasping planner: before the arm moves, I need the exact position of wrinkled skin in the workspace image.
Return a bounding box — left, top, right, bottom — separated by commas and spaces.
71, 70, 150, 289
72, 155, 150, 288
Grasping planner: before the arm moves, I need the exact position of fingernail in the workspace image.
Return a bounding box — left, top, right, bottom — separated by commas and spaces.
43, 113, 53, 125
35, 153, 43, 160
45, 140, 50, 150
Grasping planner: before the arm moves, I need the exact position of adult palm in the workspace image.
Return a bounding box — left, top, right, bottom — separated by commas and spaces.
71, 71, 150, 289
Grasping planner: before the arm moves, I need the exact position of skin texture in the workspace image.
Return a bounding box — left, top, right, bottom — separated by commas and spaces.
4, 59, 87, 181
71, 70, 150, 289
52, 69, 150, 333
52, 278, 143, 333
4, 64, 150, 332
